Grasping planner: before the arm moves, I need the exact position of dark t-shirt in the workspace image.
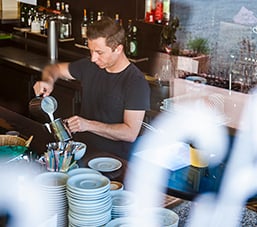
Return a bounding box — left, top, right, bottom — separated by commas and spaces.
68, 58, 150, 160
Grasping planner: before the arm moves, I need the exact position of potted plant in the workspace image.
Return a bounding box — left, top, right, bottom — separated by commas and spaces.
183, 37, 210, 57
172, 37, 210, 74
160, 22, 210, 74
159, 16, 180, 54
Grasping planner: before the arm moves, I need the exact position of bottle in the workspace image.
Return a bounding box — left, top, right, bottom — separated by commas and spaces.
46, 0, 51, 9
40, 11, 48, 35
130, 26, 138, 57
20, 3, 28, 27
125, 19, 133, 56
155, 0, 163, 24
97, 11, 102, 21
59, 3, 72, 39
27, 8, 34, 28
55, 2, 61, 15
145, 0, 154, 23
64, 4, 72, 38
89, 11, 94, 24
81, 9, 88, 46
31, 12, 41, 33
163, 0, 170, 24
114, 13, 120, 24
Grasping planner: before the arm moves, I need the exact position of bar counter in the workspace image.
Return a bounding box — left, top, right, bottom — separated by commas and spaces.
171, 78, 249, 134
0, 105, 127, 182
1, 105, 257, 227
0, 46, 82, 118
0, 45, 254, 200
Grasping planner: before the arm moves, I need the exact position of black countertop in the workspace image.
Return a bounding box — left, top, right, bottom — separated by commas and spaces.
0, 46, 57, 72
0, 45, 82, 91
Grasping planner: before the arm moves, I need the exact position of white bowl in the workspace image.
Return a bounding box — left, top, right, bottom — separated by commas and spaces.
71, 142, 87, 160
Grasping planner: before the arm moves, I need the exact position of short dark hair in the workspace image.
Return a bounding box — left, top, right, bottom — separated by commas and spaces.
87, 16, 125, 51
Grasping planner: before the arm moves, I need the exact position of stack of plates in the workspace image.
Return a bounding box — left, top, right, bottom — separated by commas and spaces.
35, 172, 69, 227
67, 167, 102, 177
141, 207, 179, 227
106, 207, 179, 227
66, 173, 112, 227
106, 217, 139, 226
111, 190, 135, 219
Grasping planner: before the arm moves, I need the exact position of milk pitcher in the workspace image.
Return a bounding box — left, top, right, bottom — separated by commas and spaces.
29, 96, 57, 123
45, 118, 72, 142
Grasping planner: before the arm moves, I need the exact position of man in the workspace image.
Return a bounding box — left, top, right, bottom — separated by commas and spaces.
33, 16, 150, 160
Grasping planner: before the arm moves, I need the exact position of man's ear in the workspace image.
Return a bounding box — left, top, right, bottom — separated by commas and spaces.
115, 44, 123, 53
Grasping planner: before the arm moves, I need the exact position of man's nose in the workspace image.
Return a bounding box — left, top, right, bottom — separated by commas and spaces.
91, 52, 98, 62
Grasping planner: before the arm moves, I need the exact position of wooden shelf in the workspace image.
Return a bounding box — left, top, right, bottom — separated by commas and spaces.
13, 27, 75, 42
128, 56, 149, 63
74, 43, 89, 50
74, 43, 149, 63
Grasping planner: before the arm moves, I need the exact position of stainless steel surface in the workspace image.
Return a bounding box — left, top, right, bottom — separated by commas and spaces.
29, 96, 57, 121
48, 18, 59, 61
47, 118, 72, 142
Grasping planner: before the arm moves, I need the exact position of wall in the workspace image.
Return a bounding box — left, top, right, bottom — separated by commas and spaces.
171, 0, 257, 76
37, 0, 257, 78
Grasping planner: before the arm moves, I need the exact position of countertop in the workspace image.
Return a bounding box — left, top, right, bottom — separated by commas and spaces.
171, 200, 257, 227
0, 46, 57, 72
0, 46, 82, 90
164, 78, 250, 133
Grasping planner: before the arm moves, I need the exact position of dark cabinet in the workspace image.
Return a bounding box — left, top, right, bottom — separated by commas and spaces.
0, 62, 34, 116
0, 48, 82, 123
51, 79, 81, 120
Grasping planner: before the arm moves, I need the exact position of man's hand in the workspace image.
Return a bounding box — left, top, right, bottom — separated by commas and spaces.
65, 115, 88, 133
33, 81, 54, 97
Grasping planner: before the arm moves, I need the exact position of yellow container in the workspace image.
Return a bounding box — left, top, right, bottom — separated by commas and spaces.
190, 146, 208, 168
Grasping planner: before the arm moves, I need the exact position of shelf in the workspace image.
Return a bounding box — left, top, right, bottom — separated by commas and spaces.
74, 43, 89, 50
13, 27, 75, 42
128, 56, 149, 63
136, 19, 165, 27
74, 43, 149, 63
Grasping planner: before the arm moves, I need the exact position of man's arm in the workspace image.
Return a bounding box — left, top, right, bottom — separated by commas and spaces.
42, 63, 74, 82
66, 110, 145, 142
34, 63, 74, 97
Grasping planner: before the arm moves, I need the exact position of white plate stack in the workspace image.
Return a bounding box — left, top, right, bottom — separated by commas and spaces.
66, 173, 112, 227
106, 207, 179, 227
106, 217, 139, 226
67, 167, 102, 177
35, 172, 69, 227
141, 207, 179, 227
110, 190, 135, 219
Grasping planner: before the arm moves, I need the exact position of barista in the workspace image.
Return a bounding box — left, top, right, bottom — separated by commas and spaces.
33, 16, 150, 160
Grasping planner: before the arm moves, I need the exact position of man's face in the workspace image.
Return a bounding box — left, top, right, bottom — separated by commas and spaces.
88, 37, 119, 71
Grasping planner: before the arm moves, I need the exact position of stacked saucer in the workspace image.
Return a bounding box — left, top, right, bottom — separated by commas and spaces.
111, 190, 135, 219
66, 173, 112, 226
141, 207, 179, 227
67, 167, 102, 177
35, 172, 69, 227
106, 217, 139, 226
